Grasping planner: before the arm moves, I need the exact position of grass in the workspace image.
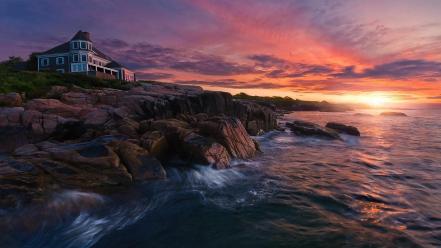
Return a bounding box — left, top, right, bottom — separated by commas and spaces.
0, 66, 131, 99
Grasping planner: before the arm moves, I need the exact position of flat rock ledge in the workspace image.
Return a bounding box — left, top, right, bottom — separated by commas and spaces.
0, 82, 278, 210
286, 120, 341, 140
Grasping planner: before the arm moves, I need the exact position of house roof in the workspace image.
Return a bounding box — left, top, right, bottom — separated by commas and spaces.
37, 31, 130, 70
40, 42, 70, 55
71, 30, 92, 42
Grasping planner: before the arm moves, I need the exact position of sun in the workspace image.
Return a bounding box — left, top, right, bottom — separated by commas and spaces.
362, 95, 390, 107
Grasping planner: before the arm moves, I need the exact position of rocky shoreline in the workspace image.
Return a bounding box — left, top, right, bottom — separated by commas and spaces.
0, 82, 277, 210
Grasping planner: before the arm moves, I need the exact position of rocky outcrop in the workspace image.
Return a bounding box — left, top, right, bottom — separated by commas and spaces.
0, 82, 277, 210
0, 92, 23, 107
325, 122, 361, 136
286, 120, 341, 140
380, 112, 407, 117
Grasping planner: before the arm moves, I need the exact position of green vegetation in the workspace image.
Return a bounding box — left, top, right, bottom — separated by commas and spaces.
233, 92, 352, 112
0, 57, 131, 99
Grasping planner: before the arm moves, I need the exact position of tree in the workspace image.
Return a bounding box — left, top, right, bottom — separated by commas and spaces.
26, 53, 38, 71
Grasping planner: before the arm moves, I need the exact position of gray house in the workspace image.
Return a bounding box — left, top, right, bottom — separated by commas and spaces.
36, 31, 135, 81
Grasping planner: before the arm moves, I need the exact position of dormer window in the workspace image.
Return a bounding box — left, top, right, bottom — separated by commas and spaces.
80, 42, 86, 49
72, 42, 79, 49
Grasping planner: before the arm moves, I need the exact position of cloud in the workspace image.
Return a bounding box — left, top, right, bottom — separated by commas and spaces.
136, 72, 175, 80
334, 59, 441, 80
97, 40, 258, 76
248, 54, 335, 78
174, 79, 282, 89
427, 95, 441, 99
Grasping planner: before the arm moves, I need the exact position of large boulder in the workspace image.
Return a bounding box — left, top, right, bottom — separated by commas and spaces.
198, 117, 257, 159
0, 93, 23, 107
232, 100, 278, 135
140, 131, 169, 157
286, 120, 341, 140
0, 157, 51, 210
26, 99, 82, 118
110, 141, 166, 181
180, 132, 231, 169
325, 122, 360, 136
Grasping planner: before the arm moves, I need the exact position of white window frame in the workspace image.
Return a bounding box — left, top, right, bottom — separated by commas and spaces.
72, 54, 79, 62
40, 58, 49, 66
80, 42, 86, 49
81, 54, 87, 62
72, 42, 79, 49
56, 57, 64, 65
56, 69, 65, 73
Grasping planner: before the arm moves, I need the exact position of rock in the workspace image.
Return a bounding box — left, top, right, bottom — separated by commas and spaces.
380, 112, 407, 117
13, 144, 39, 156
140, 131, 169, 157
26, 99, 82, 118
232, 100, 277, 135
0, 107, 24, 127
180, 132, 231, 169
325, 122, 360, 136
40, 141, 133, 187
61, 91, 97, 105
354, 113, 373, 117
46, 86, 69, 98
110, 141, 166, 181
198, 117, 257, 159
0, 92, 23, 107
286, 120, 341, 140
83, 108, 111, 126
0, 157, 51, 210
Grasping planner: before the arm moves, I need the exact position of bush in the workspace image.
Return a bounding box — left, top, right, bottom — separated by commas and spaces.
0, 64, 130, 98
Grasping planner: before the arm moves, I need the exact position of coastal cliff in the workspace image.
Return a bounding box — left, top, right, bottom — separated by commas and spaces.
0, 82, 277, 210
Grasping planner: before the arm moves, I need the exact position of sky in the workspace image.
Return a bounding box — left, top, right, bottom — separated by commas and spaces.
1, 0, 441, 107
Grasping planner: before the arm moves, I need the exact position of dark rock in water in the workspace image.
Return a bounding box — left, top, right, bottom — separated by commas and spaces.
325, 122, 360, 136
198, 117, 257, 159
286, 120, 341, 140
140, 131, 169, 158
110, 141, 166, 181
354, 113, 373, 117
380, 112, 407, 117
180, 132, 231, 169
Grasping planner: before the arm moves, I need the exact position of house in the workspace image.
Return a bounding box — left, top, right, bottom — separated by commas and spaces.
36, 31, 135, 81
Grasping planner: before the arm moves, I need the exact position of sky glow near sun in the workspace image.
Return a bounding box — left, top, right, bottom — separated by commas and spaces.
1, 0, 441, 106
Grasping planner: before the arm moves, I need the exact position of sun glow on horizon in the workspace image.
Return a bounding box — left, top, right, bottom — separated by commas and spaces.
360, 94, 391, 107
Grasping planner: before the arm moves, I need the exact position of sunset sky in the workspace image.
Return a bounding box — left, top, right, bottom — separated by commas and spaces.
1, 0, 441, 106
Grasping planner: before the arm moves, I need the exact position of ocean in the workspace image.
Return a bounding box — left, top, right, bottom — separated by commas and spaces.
2, 109, 441, 248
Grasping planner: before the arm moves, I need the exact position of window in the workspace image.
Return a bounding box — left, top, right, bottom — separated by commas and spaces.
88, 43, 92, 50
56, 57, 64, 65
93, 60, 97, 64
72, 42, 79, 49
81, 55, 87, 62
72, 54, 79, 62
88, 56, 92, 63
40, 58, 49, 66
80, 42, 86, 49
56, 69, 65, 73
